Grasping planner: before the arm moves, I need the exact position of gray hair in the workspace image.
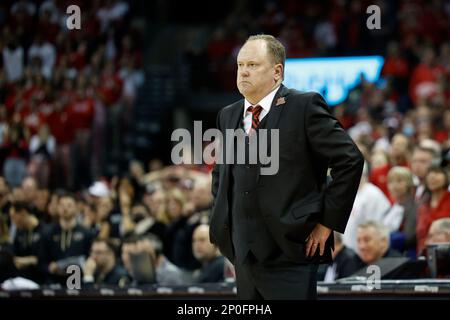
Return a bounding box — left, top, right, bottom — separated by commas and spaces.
358, 220, 390, 242
429, 218, 450, 235
246, 34, 286, 78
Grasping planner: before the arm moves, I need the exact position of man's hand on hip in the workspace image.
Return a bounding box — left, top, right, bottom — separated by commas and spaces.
305, 223, 332, 257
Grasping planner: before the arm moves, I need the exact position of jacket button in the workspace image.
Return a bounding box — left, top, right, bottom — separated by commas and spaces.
224, 224, 229, 230
244, 191, 249, 195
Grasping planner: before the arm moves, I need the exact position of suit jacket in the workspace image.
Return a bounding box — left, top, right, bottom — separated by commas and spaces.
210, 85, 364, 264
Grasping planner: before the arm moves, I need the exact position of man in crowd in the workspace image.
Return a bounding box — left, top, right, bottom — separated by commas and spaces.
192, 224, 224, 283
83, 238, 128, 286
39, 193, 94, 284
9, 201, 45, 283
356, 220, 402, 267
121, 234, 183, 286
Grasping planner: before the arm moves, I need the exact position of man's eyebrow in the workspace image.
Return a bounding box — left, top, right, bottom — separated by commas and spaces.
237, 60, 257, 64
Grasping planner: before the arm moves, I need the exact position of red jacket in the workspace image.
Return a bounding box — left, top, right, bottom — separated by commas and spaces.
417, 191, 450, 254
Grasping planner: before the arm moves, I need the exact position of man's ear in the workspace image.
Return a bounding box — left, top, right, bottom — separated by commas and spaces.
274, 64, 283, 82
381, 236, 389, 251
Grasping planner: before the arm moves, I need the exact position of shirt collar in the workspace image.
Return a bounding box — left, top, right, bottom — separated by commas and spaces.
243, 85, 280, 117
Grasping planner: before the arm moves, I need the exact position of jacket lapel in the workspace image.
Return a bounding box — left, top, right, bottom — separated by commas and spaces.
259, 85, 289, 172
264, 84, 289, 130
222, 100, 244, 191
227, 100, 244, 130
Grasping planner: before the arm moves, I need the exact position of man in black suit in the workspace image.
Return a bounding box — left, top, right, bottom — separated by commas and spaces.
210, 34, 364, 299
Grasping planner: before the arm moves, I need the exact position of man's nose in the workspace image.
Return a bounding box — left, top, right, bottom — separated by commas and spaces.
239, 68, 250, 77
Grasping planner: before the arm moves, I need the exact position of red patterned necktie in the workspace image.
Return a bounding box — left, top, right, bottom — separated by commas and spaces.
247, 105, 263, 131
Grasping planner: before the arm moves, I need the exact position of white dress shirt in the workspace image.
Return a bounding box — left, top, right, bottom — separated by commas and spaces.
242, 86, 280, 134
343, 182, 391, 251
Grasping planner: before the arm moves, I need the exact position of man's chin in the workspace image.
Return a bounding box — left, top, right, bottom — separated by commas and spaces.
237, 86, 252, 97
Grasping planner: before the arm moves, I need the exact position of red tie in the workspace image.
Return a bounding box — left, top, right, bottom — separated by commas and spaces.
247, 105, 263, 130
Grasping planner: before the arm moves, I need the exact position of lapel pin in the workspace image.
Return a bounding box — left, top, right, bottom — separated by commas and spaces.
275, 97, 286, 106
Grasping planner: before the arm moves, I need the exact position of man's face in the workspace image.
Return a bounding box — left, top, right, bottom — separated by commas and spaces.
22, 178, 37, 201
167, 197, 182, 220
97, 197, 113, 221
192, 225, 216, 262
411, 150, 433, 180
147, 191, 164, 217
58, 197, 77, 220
390, 134, 409, 158
426, 228, 450, 245
35, 189, 49, 211
9, 207, 26, 229
90, 242, 112, 268
236, 40, 282, 102
357, 227, 387, 264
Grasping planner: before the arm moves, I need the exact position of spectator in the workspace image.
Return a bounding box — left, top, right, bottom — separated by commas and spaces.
21, 176, 38, 205
343, 162, 391, 250
34, 188, 51, 224
411, 146, 439, 203
164, 188, 201, 270
356, 220, 402, 266
38, 0, 59, 20
82, 238, 128, 286
10, 0, 35, 17
425, 218, 450, 246
28, 34, 56, 79
370, 149, 390, 171
9, 201, 45, 283
69, 86, 94, 190
409, 46, 443, 104
191, 224, 224, 283
0, 176, 10, 216
383, 166, 417, 256
47, 100, 75, 190
96, 0, 130, 33
2, 36, 24, 83
95, 196, 121, 240
0, 250, 39, 291
39, 193, 94, 284
121, 235, 183, 286
322, 232, 362, 282
121, 202, 166, 241
417, 166, 450, 254
370, 133, 411, 199
142, 187, 166, 225
28, 124, 55, 188
1, 124, 29, 187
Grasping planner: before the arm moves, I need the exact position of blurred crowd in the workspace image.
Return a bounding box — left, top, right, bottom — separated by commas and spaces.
0, 163, 230, 289
186, 0, 449, 96
0, 0, 144, 191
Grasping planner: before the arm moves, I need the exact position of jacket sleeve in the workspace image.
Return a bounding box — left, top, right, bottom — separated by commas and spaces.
305, 93, 364, 233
